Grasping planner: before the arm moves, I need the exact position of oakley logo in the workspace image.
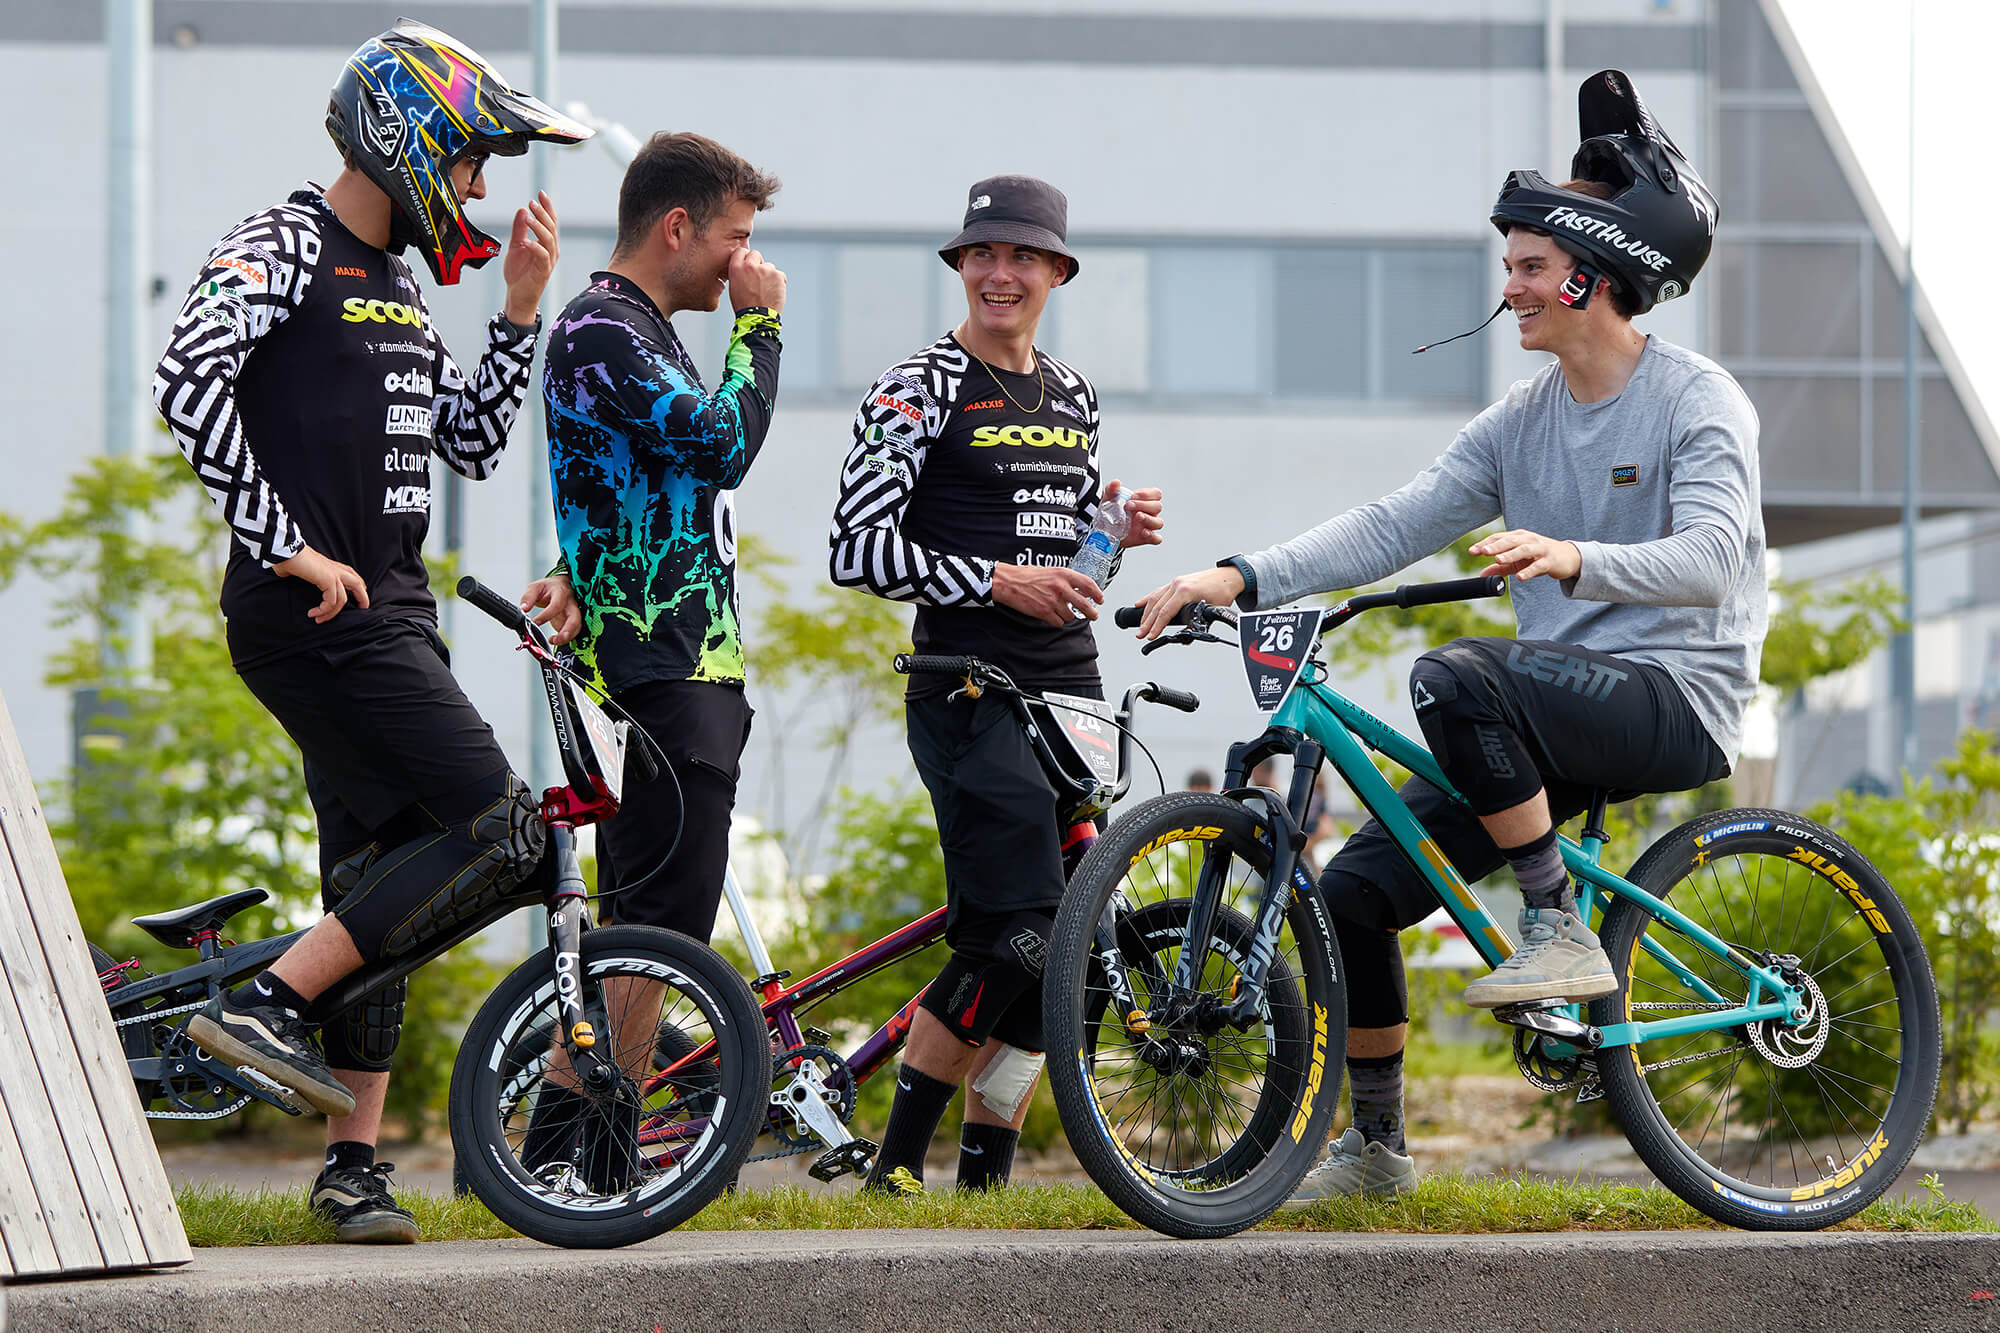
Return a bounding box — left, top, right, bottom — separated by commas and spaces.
342, 297, 426, 326
1505, 643, 1629, 701
1611, 465, 1638, 487
1541, 206, 1672, 272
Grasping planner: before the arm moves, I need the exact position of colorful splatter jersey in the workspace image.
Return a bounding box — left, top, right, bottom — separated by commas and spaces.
544, 272, 781, 690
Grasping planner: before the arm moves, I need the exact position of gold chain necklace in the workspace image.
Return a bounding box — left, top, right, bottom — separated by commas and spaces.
962, 337, 1046, 414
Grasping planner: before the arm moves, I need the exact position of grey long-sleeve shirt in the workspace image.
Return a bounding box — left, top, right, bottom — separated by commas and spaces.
1243, 336, 1765, 764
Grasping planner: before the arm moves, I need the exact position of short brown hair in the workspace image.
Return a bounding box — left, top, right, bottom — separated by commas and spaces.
613, 132, 779, 257
1499, 178, 1639, 318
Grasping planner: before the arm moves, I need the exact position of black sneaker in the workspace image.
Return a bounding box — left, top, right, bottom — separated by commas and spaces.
186, 993, 356, 1118
311, 1162, 419, 1244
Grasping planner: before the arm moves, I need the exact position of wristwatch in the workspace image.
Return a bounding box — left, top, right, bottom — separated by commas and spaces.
1217, 556, 1258, 611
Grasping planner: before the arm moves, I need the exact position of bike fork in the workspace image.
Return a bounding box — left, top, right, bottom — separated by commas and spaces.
545, 824, 617, 1094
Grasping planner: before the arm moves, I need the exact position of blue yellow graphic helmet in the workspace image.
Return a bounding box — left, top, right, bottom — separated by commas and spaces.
326, 18, 592, 285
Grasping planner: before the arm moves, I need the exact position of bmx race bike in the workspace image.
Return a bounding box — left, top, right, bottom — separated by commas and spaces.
1044, 576, 1941, 1238
89, 576, 767, 1248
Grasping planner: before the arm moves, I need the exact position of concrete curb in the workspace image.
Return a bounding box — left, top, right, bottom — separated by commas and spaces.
8, 1229, 2000, 1332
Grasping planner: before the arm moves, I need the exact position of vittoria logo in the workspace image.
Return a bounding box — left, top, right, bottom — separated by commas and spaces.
1541, 206, 1673, 272
385, 403, 432, 436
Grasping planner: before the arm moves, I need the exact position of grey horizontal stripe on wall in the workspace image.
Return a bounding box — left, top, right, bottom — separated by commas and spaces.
12, 3, 1704, 73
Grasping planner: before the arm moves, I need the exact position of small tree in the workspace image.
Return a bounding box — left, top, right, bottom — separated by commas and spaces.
1, 456, 491, 1134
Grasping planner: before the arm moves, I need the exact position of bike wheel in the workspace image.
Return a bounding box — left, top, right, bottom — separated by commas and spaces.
1046, 791, 1345, 1239
450, 925, 765, 1247
1589, 808, 1941, 1229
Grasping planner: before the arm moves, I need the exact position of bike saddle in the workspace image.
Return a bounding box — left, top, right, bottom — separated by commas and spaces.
131, 887, 270, 949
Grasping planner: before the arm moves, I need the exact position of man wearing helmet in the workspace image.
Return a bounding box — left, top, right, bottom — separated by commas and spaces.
1135, 71, 1762, 1202
154, 20, 589, 1242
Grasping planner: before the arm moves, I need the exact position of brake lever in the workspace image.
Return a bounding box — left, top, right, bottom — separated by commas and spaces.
1140, 628, 1228, 656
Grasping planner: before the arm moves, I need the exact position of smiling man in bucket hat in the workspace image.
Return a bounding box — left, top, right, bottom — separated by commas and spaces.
831, 175, 1163, 1193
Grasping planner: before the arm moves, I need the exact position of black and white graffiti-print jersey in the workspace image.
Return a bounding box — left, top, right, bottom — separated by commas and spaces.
152, 184, 536, 667
830, 334, 1105, 700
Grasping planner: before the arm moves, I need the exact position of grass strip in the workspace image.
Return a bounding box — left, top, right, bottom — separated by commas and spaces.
175, 1171, 1991, 1246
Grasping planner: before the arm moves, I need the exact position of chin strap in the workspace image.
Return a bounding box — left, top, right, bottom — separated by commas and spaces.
1412, 299, 1509, 354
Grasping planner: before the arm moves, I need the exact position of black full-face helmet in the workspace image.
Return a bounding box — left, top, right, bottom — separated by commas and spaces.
1491, 69, 1718, 315
325, 19, 592, 285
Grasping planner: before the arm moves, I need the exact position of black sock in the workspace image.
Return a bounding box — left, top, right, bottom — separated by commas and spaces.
866, 1063, 958, 1190
1347, 1051, 1406, 1153
522, 1083, 589, 1171
956, 1121, 1020, 1191
325, 1140, 375, 1175
1502, 826, 1572, 913
233, 970, 311, 1013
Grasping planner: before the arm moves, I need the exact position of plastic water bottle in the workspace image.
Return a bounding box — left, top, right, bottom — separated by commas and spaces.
1070, 485, 1129, 587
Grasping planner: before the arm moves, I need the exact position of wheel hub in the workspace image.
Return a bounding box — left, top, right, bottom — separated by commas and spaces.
1140, 1034, 1212, 1078
1748, 969, 1830, 1069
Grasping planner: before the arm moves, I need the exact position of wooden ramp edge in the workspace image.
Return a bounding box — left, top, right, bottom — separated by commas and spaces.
0, 689, 189, 1278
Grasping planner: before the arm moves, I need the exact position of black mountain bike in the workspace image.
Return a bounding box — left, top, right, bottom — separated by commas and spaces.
89, 577, 766, 1248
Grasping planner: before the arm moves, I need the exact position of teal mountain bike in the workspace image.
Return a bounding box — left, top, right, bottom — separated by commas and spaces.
1044, 577, 1941, 1238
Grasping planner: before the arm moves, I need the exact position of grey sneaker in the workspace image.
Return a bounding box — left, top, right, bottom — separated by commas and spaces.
1285, 1127, 1416, 1204
1464, 907, 1618, 1009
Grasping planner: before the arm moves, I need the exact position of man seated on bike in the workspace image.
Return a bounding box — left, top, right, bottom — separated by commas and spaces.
1134, 71, 1763, 1201
830, 175, 1164, 1192
155, 20, 586, 1241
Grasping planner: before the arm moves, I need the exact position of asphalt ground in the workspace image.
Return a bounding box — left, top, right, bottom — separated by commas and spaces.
9, 1227, 2000, 1333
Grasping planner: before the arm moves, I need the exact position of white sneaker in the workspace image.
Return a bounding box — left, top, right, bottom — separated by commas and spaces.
1464, 907, 1618, 1009
1284, 1127, 1417, 1204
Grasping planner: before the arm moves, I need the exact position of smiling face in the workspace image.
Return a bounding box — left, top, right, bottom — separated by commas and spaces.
957, 242, 1066, 343
1501, 229, 1598, 354
665, 196, 756, 312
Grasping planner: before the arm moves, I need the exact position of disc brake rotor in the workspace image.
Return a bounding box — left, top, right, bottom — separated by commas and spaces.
1747, 970, 1831, 1070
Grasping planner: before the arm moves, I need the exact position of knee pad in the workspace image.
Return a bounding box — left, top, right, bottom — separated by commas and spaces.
1333, 911, 1409, 1030
336, 773, 548, 960
319, 977, 406, 1073
920, 948, 1039, 1048
1410, 647, 1541, 816
322, 840, 383, 913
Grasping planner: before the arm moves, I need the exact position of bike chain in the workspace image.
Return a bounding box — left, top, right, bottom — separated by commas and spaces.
109, 1000, 262, 1120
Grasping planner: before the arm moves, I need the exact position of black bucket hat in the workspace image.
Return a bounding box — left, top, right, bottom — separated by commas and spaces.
937, 175, 1079, 284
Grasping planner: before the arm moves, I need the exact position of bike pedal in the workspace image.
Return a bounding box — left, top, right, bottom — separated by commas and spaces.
233, 1066, 307, 1116
809, 1138, 878, 1182
1575, 1074, 1605, 1105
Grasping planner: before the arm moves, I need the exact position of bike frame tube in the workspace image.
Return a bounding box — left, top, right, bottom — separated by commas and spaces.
1269, 672, 1796, 1046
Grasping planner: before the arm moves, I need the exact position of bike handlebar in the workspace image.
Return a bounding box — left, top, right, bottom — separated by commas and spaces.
457, 576, 532, 635
1139, 683, 1200, 713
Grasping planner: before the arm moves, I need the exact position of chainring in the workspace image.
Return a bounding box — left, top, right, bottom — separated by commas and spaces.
1513, 1026, 1588, 1093
767, 1044, 857, 1148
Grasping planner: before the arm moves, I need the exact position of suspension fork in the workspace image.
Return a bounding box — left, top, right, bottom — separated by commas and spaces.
545, 824, 617, 1094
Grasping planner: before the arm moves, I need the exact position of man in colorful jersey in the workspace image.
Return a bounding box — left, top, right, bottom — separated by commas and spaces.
155, 20, 587, 1242
1135, 71, 1758, 1202
522, 131, 781, 952
830, 175, 1164, 1192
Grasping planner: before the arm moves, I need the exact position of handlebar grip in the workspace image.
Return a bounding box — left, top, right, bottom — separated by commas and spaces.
1115, 602, 1210, 630
894, 653, 975, 676
457, 576, 532, 633
1140, 683, 1201, 714
1393, 575, 1508, 608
